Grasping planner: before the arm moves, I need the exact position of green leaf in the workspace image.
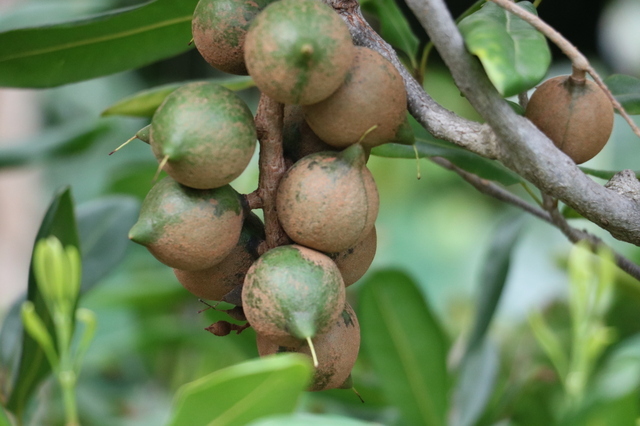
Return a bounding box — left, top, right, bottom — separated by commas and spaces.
359, 270, 449, 426
371, 138, 522, 186
105, 161, 157, 200
168, 354, 312, 426
604, 74, 640, 115
0, 122, 110, 169
451, 340, 500, 426
579, 167, 640, 181
7, 188, 79, 419
360, 0, 419, 68
101, 76, 256, 118
593, 334, 640, 401
529, 310, 568, 379
76, 196, 140, 292
0, 405, 11, 426
459, 1, 551, 97
248, 413, 376, 426
0, 0, 200, 88
562, 393, 638, 426
465, 214, 523, 354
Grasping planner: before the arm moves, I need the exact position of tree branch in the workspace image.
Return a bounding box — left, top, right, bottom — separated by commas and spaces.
429, 156, 552, 224
324, 0, 640, 247
431, 156, 640, 281
254, 94, 290, 251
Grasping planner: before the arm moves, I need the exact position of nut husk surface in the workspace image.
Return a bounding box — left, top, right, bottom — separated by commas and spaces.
128, 177, 243, 271
174, 213, 264, 300
525, 75, 614, 164
151, 82, 256, 189
257, 302, 360, 391
277, 144, 379, 253
329, 226, 377, 287
242, 245, 346, 347
303, 46, 407, 148
244, 0, 354, 105
192, 0, 274, 75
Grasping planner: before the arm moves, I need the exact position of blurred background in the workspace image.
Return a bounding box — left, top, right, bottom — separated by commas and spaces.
0, 0, 639, 424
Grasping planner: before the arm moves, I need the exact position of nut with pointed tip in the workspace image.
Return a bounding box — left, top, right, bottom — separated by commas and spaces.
242, 245, 345, 347
128, 177, 243, 271
150, 82, 256, 189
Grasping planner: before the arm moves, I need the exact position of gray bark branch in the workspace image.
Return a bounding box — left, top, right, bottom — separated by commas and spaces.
324, 0, 640, 247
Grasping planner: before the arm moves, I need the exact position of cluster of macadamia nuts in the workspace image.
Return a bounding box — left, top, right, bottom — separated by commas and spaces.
128, 0, 410, 392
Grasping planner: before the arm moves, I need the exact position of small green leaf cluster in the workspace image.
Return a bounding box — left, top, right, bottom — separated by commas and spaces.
529, 242, 616, 418
21, 236, 96, 426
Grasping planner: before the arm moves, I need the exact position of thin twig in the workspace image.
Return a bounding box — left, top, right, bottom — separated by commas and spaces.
254, 94, 290, 250
430, 157, 552, 223
244, 190, 263, 210
541, 193, 640, 281
432, 156, 640, 281
490, 0, 640, 139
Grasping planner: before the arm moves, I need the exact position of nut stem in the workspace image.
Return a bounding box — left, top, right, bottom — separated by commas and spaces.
306, 336, 319, 367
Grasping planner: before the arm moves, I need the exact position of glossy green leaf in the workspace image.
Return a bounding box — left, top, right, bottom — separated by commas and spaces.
0, 123, 110, 169
101, 76, 256, 118
604, 74, 640, 115
7, 188, 79, 419
451, 340, 500, 426
371, 138, 522, 186
248, 413, 375, 426
359, 270, 449, 426
459, 1, 551, 97
360, 0, 419, 67
0, 1, 113, 32
168, 354, 312, 426
0, 0, 199, 88
465, 214, 523, 353
76, 196, 140, 292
